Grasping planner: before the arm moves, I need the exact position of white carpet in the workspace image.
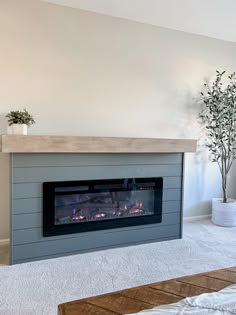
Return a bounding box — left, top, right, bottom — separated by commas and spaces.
0, 218, 236, 315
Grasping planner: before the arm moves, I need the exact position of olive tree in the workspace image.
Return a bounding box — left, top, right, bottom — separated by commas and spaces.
200, 70, 236, 203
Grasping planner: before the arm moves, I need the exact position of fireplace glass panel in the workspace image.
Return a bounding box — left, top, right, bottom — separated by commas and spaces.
54, 181, 155, 225
43, 177, 163, 236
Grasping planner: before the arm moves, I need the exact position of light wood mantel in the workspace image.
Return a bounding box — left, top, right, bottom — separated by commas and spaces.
0, 135, 197, 153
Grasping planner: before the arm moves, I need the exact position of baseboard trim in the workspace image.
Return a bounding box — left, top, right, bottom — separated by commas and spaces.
0, 239, 9, 246
184, 214, 211, 222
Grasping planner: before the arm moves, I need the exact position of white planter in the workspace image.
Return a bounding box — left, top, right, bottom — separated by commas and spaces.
7, 124, 28, 135
212, 198, 236, 227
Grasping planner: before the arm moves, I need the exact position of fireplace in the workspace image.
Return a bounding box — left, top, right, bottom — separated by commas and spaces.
43, 177, 163, 236
7, 137, 193, 264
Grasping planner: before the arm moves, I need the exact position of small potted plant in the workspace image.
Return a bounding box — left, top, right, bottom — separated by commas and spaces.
6, 108, 35, 135
200, 70, 236, 226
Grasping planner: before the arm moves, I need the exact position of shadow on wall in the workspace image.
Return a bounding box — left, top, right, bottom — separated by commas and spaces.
164, 85, 202, 140
178, 84, 223, 217
228, 162, 236, 200
176, 74, 213, 140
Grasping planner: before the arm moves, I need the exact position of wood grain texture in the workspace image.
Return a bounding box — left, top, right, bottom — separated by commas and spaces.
58, 302, 120, 315
87, 294, 153, 314
121, 287, 181, 305
206, 269, 236, 283
58, 267, 235, 315
0, 135, 197, 153
179, 274, 231, 290
150, 279, 212, 297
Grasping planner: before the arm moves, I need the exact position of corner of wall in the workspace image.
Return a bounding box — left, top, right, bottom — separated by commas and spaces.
0, 153, 10, 240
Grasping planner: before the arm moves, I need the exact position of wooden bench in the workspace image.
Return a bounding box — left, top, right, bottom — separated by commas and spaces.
58, 267, 236, 315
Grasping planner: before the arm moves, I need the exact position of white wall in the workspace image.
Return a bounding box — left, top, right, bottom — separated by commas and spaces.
0, 0, 236, 238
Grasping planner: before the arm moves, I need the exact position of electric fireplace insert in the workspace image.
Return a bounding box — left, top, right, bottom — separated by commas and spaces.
43, 177, 163, 236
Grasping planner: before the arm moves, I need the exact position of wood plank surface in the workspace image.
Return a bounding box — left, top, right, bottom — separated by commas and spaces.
121, 287, 181, 305
0, 135, 196, 153
178, 274, 231, 290
58, 267, 236, 315
206, 269, 236, 283
88, 294, 153, 314
58, 302, 120, 315
150, 279, 212, 297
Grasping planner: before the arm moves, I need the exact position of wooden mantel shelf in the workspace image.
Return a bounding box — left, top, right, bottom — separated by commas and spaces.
0, 135, 197, 153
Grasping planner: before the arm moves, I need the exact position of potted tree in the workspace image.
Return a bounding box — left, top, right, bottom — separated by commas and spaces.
6, 108, 35, 135
200, 70, 236, 227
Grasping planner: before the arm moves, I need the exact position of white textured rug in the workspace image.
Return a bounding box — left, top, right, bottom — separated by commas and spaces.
0, 218, 236, 315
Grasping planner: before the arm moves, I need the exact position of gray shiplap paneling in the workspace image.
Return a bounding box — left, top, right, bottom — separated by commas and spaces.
13, 198, 41, 214
13, 211, 180, 230
11, 153, 183, 264
12, 164, 182, 183
13, 224, 180, 261
13, 235, 179, 264
13, 214, 181, 245
12, 198, 181, 215
13, 176, 182, 199
13, 153, 182, 167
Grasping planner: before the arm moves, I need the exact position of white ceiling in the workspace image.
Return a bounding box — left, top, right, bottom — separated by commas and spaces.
42, 0, 236, 43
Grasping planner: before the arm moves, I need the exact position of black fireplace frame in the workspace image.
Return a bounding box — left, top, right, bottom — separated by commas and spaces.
43, 177, 163, 237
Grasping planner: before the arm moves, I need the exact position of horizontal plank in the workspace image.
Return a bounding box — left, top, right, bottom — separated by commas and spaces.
163, 189, 181, 201
164, 177, 182, 189
121, 287, 180, 305
13, 235, 179, 264
12, 211, 180, 230
178, 275, 231, 291
12, 164, 182, 183
13, 179, 181, 199
12, 153, 183, 167
163, 201, 181, 213
150, 279, 212, 297
13, 212, 41, 230
13, 183, 42, 199
12, 198, 41, 214
13, 213, 180, 244
58, 302, 118, 315
206, 270, 236, 283
87, 294, 153, 314
13, 227, 87, 245
1, 135, 196, 153
12, 224, 180, 260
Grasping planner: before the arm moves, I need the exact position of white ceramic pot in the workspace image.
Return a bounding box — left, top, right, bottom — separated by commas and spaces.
7, 124, 28, 135
212, 198, 236, 227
